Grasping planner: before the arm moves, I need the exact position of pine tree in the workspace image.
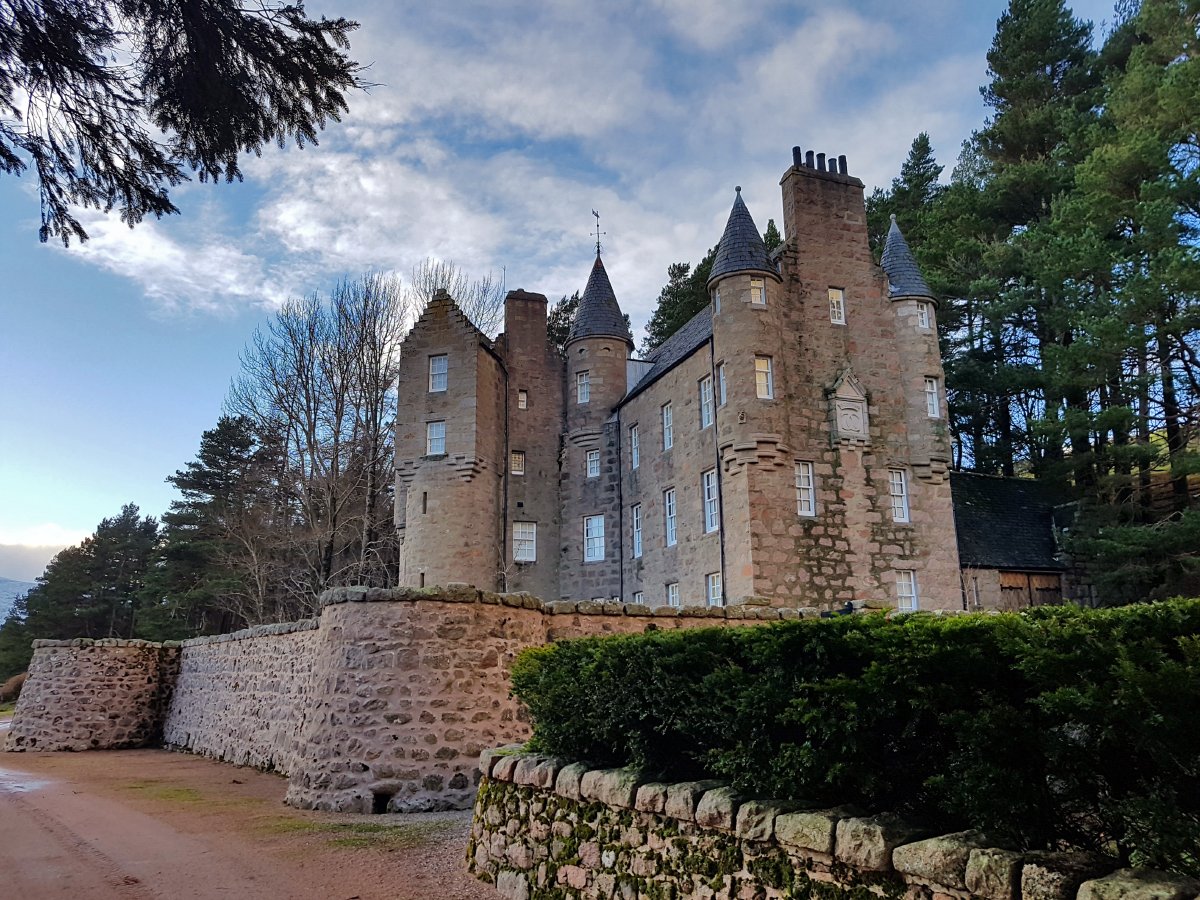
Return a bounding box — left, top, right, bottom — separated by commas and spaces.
641, 246, 717, 354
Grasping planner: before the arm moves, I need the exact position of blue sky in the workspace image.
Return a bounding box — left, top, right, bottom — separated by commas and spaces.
0, 0, 1120, 581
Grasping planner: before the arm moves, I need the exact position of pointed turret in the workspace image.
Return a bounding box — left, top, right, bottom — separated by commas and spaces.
881, 215, 934, 301
708, 187, 779, 286
566, 253, 633, 348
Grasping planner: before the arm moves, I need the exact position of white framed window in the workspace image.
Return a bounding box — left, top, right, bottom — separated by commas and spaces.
925, 377, 941, 418
428, 354, 448, 392
576, 370, 590, 404
917, 301, 932, 330
513, 522, 536, 562
706, 572, 723, 607
717, 363, 727, 406
663, 488, 677, 546
511, 451, 525, 475
518, 389, 528, 409
583, 515, 605, 562
702, 469, 719, 533
662, 403, 673, 450
897, 569, 919, 612
426, 420, 446, 455
750, 278, 766, 306
630, 425, 640, 469
829, 288, 846, 325
755, 356, 774, 399
889, 468, 910, 523
713, 288, 721, 314
699, 375, 714, 428
631, 504, 642, 558
666, 582, 680, 607
586, 449, 600, 478
632, 591, 645, 605
795, 461, 816, 517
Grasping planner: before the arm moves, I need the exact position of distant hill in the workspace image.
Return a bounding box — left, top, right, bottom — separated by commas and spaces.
0, 577, 35, 622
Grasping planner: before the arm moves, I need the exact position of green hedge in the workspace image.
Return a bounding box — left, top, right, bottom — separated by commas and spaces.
510, 601, 1200, 875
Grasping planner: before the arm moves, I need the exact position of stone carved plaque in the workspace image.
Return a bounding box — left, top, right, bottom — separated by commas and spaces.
830, 370, 870, 445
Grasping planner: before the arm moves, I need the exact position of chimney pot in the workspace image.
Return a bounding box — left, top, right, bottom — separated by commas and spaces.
792, 146, 804, 168
838, 155, 848, 175
805, 150, 815, 168
816, 152, 826, 171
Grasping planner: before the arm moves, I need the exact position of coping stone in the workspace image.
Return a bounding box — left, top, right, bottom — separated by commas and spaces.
554, 762, 590, 801
968, 848, 1025, 900
579, 768, 640, 809
695, 786, 741, 832
491, 753, 523, 782
775, 806, 858, 855
479, 744, 524, 779
663, 780, 725, 822
634, 783, 669, 814
1022, 853, 1117, 900
893, 830, 990, 890
734, 800, 784, 842
835, 813, 927, 871
1077, 869, 1200, 900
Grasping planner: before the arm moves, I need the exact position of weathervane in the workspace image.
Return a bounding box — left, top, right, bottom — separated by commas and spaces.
592, 209, 605, 256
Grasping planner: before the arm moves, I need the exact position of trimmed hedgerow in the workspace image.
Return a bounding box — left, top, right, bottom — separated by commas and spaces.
510, 601, 1200, 875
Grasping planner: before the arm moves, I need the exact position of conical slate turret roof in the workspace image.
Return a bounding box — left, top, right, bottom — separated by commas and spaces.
881, 215, 934, 300
567, 253, 633, 346
707, 187, 777, 286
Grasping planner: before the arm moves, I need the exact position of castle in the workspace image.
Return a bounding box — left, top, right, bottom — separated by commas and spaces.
394, 146, 970, 611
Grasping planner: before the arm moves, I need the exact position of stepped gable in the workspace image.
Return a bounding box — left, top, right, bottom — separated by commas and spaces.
567, 253, 633, 346
707, 187, 777, 286
880, 215, 934, 300
624, 306, 713, 402
951, 472, 1064, 571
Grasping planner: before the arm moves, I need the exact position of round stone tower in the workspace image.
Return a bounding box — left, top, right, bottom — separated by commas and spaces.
559, 252, 632, 599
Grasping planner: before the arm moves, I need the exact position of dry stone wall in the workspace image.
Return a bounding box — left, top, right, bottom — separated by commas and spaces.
470, 749, 1200, 900
161, 620, 319, 775
7, 639, 179, 751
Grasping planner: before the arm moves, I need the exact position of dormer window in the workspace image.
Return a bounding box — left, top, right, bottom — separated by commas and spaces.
750, 278, 766, 307
829, 288, 846, 325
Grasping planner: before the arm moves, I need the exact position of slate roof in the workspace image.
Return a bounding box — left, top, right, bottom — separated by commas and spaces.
708, 188, 777, 286
950, 472, 1065, 571
567, 254, 633, 346
880, 215, 934, 300
623, 306, 713, 403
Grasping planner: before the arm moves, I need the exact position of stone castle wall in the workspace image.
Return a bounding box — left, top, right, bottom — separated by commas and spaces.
470, 748, 1200, 900
7, 588, 941, 810
7, 638, 179, 751
161, 620, 320, 775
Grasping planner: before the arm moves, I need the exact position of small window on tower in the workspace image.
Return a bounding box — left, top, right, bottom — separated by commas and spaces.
426, 421, 446, 455
829, 288, 846, 325
586, 449, 600, 478
510, 451, 525, 475
713, 288, 721, 314
917, 301, 932, 330
518, 390, 528, 409
755, 356, 774, 400
428, 354, 448, 392
513, 522, 537, 563
925, 377, 941, 418
750, 278, 766, 306
666, 582, 680, 607
576, 370, 590, 404
699, 375, 714, 428
897, 570, 919, 612
706, 572, 724, 607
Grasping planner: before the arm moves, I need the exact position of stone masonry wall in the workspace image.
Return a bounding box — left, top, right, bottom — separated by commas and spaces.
7, 639, 179, 751
470, 748, 1200, 900
161, 620, 320, 775
283, 586, 790, 815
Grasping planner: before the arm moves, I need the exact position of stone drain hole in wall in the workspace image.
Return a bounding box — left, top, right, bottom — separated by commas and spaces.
371, 790, 394, 814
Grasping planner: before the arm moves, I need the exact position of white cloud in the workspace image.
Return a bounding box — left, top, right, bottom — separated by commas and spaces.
59, 210, 292, 314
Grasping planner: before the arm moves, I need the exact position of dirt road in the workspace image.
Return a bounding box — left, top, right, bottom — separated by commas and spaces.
0, 732, 499, 900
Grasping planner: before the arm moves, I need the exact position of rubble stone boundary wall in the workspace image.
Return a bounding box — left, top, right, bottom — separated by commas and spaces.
10, 586, 844, 810
6, 638, 179, 751
162, 619, 320, 775
470, 748, 1200, 900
